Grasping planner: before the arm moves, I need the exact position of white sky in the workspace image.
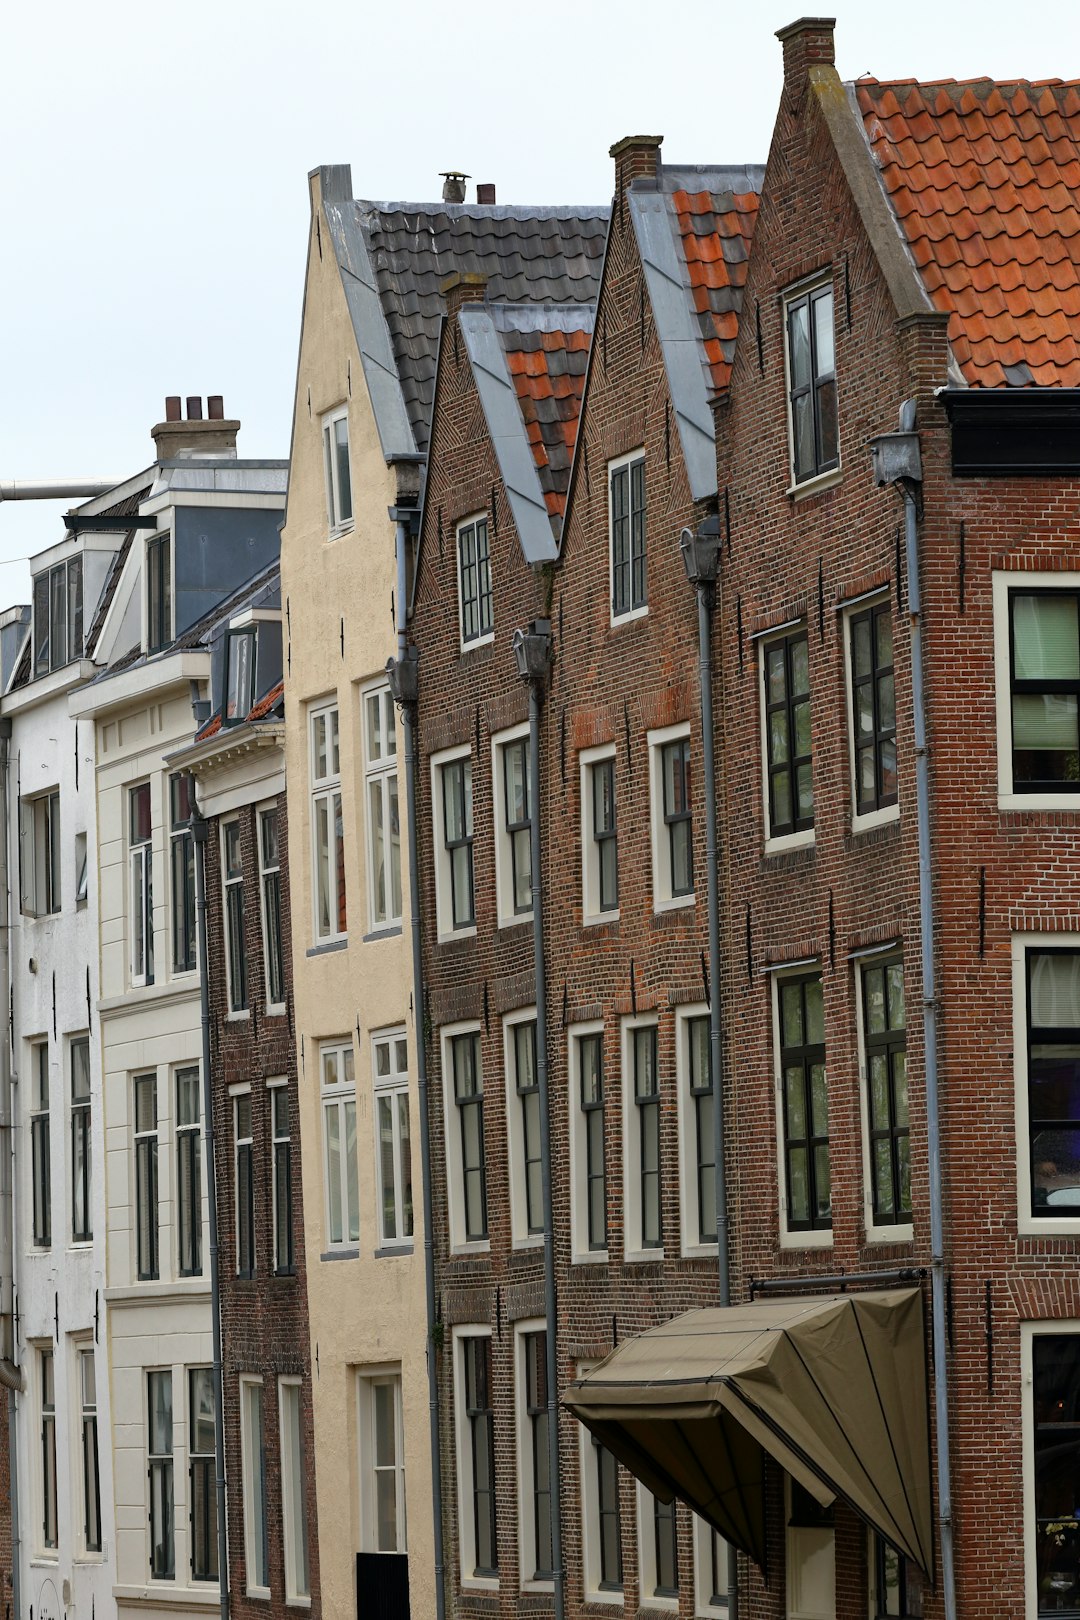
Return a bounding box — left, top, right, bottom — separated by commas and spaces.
1, 0, 1075, 604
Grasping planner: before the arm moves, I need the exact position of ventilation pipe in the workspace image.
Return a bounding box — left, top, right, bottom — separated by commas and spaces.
0, 480, 117, 503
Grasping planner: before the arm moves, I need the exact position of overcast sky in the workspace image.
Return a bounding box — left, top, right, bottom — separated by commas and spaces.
1, 0, 1074, 604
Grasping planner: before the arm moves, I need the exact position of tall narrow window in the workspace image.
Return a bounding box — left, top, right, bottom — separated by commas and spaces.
863, 959, 910, 1226
41, 1348, 57, 1551
271, 1085, 294, 1274
643, 1490, 679, 1601
135, 1074, 159, 1280
610, 453, 646, 618
80, 1348, 101, 1554
849, 601, 897, 818
1031, 1334, 1080, 1611
170, 774, 196, 974
279, 1379, 310, 1599
148, 1370, 174, 1579
235, 1092, 255, 1277
21, 790, 61, 915
1025, 949, 1080, 1219
507, 1019, 542, 1239
871, 1531, 920, 1619
259, 807, 285, 1007
523, 1330, 553, 1581
322, 407, 353, 532
502, 737, 532, 916
462, 1335, 497, 1578
592, 756, 618, 912
594, 1434, 623, 1593
1009, 591, 1080, 790
360, 1372, 407, 1554
452, 1032, 487, 1242
633, 1026, 662, 1250
147, 533, 172, 654
764, 628, 813, 839
458, 516, 494, 645
223, 820, 247, 1013
374, 1031, 413, 1247
71, 1036, 92, 1243
786, 282, 838, 484
311, 704, 346, 942
240, 1379, 269, 1592
31, 1043, 51, 1248
130, 782, 154, 985
75, 831, 88, 905
364, 686, 402, 929
778, 973, 831, 1234
441, 755, 474, 930
189, 1368, 218, 1582
224, 628, 256, 723
176, 1067, 202, 1277
686, 1015, 717, 1245
33, 556, 82, 675
579, 1033, 606, 1253
321, 1042, 359, 1249
662, 738, 693, 898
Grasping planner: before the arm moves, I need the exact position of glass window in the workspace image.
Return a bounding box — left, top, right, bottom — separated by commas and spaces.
311, 705, 346, 943
21, 790, 61, 916
33, 556, 82, 676
661, 738, 693, 898
1026, 950, 1080, 1218
71, 1036, 91, 1243
850, 601, 897, 818
147, 533, 172, 654
224, 628, 256, 724
610, 454, 646, 617
633, 1027, 662, 1250
364, 686, 402, 929
871, 1530, 922, 1618
241, 1379, 268, 1591
523, 1331, 553, 1580
80, 1348, 101, 1554
462, 1335, 497, 1578
75, 830, 88, 905
321, 1042, 359, 1249
31, 1043, 50, 1249
176, 1067, 202, 1277
322, 408, 353, 531
441, 756, 474, 930
579, 1033, 606, 1252
589, 755, 618, 915
786, 282, 838, 483
189, 1368, 218, 1582
594, 1433, 622, 1592
687, 1015, 717, 1245
259, 808, 285, 1006
1032, 1334, 1080, 1612
148, 1370, 174, 1578
223, 819, 247, 1013
41, 1348, 57, 1551
135, 1074, 159, 1280
764, 628, 813, 837
130, 782, 154, 986
649, 1490, 679, 1600
235, 1092, 254, 1277
1010, 592, 1080, 790
374, 1032, 413, 1247
170, 774, 196, 974
778, 973, 831, 1233
360, 1372, 406, 1555
452, 1032, 487, 1242
512, 1020, 542, 1237
271, 1086, 294, 1274
458, 516, 494, 645
279, 1379, 310, 1598
863, 960, 910, 1226
502, 737, 532, 916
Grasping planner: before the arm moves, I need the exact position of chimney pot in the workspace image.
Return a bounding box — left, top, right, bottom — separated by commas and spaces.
440, 170, 470, 204
207, 395, 224, 420
476, 183, 496, 205
165, 395, 182, 422
186, 396, 204, 421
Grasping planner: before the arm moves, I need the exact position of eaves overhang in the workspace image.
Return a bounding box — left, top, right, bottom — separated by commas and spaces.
68, 650, 211, 720
2, 659, 98, 717
167, 720, 285, 777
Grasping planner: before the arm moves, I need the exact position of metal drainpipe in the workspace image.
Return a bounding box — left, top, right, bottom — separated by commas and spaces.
0, 720, 22, 1620
192, 805, 230, 1620
390, 512, 446, 1620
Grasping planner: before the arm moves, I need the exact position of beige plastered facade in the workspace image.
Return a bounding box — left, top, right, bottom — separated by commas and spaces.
280, 169, 433, 1620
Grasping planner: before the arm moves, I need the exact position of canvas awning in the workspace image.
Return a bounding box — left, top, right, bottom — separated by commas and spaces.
563, 1287, 933, 1577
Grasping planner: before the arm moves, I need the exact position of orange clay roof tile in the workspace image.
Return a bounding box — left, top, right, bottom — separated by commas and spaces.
502, 321, 591, 519
857, 76, 1080, 385
670, 185, 760, 393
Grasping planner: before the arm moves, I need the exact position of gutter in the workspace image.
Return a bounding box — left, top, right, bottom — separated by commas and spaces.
870, 404, 956, 1620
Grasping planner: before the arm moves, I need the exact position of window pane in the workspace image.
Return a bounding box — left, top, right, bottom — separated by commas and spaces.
789, 301, 810, 389
1014, 594, 1080, 681
1032, 953, 1080, 1028
334, 416, 352, 522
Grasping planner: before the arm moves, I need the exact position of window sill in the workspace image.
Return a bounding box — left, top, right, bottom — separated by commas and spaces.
571, 1251, 610, 1267
624, 1248, 666, 1266
245, 1586, 273, 1603
778, 1228, 834, 1250
610, 605, 649, 629
653, 894, 695, 916
866, 1221, 914, 1246
264, 1001, 288, 1018
583, 909, 621, 929
496, 913, 533, 935
226, 1010, 250, 1023
1019, 1216, 1080, 1238
582, 1592, 624, 1610
319, 1247, 359, 1262
999, 790, 1080, 813
460, 1576, 500, 1594
306, 938, 348, 957
450, 1240, 492, 1258
850, 804, 900, 838
787, 466, 842, 501
764, 828, 815, 857
436, 925, 477, 946
374, 1243, 414, 1259
460, 633, 496, 654
511, 1235, 544, 1254
326, 522, 354, 543
362, 925, 403, 942
285, 1598, 312, 1610
681, 1242, 720, 1261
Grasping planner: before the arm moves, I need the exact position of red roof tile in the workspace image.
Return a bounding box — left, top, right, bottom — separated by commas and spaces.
504, 326, 591, 518
856, 77, 1080, 386
248, 679, 284, 722
670, 187, 760, 392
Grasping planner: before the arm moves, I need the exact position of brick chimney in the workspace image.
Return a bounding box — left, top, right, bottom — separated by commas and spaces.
441, 272, 488, 320
775, 17, 836, 94
151, 395, 240, 460
609, 135, 663, 197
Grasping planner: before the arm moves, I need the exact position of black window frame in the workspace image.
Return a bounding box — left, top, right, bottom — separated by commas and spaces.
235, 1091, 255, 1278
135, 1073, 159, 1281
786, 280, 838, 484
778, 971, 831, 1234
502, 737, 532, 916
524, 1330, 553, 1580
661, 737, 693, 898
33, 556, 82, 677
764, 627, 814, 838
148, 1368, 174, 1579
452, 1032, 487, 1242
176, 1067, 202, 1278
513, 1020, 543, 1236
224, 627, 257, 725
862, 958, 911, 1227
849, 600, 898, 818
441, 756, 475, 930
872, 1531, 922, 1618
80, 1348, 102, 1554
189, 1367, 218, 1583
579, 1033, 607, 1252
130, 782, 155, 986
1008, 587, 1080, 792
1032, 1333, 1080, 1613
1026, 947, 1080, 1221
633, 1025, 662, 1250
71, 1035, 92, 1244
170, 774, 196, 974
147, 532, 172, 655
687, 1014, 717, 1245
223, 819, 247, 1014
591, 755, 618, 913
610, 453, 646, 617
31, 1042, 51, 1249
464, 1334, 498, 1578
458, 516, 494, 645
41, 1346, 57, 1551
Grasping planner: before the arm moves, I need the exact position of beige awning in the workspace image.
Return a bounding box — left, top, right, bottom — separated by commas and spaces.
563, 1287, 933, 1577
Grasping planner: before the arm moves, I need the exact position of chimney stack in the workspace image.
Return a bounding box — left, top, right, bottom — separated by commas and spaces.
775, 16, 836, 95
440, 170, 470, 203
609, 135, 663, 198
151, 395, 240, 461
476, 183, 496, 205
441, 272, 488, 321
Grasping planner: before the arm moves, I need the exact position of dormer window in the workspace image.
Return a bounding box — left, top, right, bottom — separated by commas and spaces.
147, 534, 172, 654
33, 557, 82, 677
225, 629, 256, 725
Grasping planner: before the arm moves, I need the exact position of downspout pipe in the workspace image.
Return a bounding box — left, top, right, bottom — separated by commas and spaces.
870, 403, 955, 1620
0, 718, 22, 1620
680, 520, 735, 1620
387, 509, 446, 1620
511, 619, 563, 1620
191, 804, 230, 1620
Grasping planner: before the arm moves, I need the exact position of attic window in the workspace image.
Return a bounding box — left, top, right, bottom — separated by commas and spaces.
224, 629, 256, 725
322, 406, 353, 535
33, 557, 82, 677
147, 533, 172, 654
785, 281, 838, 485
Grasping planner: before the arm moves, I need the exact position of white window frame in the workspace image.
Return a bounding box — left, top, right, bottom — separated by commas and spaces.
278, 1375, 311, 1604
1020, 1319, 1080, 1620
372, 1027, 413, 1249
580, 743, 619, 924
320, 1039, 358, 1252
854, 951, 913, 1245
648, 722, 695, 913
362, 682, 402, 931
321, 404, 353, 537
568, 1020, 608, 1264
492, 722, 533, 928
782, 272, 841, 498
621, 1014, 663, 1262
608, 449, 647, 626
430, 744, 475, 942
222, 817, 248, 1018
175, 1064, 203, 1279
129, 780, 154, 987
514, 1318, 554, 1593
842, 592, 900, 836
233, 1085, 254, 1277
357, 1366, 407, 1556
576, 1358, 624, 1605
258, 802, 286, 1012
993, 569, 1080, 809
636, 1482, 680, 1612
268, 1079, 293, 1274
503, 1008, 542, 1250
452, 1325, 499, 1593
20, 788, 61, 917
146, 1366, 174, 1580
309, 701, 346, 944
76, 1340, 102, 1558
675, 1003, 718, 1258
693, 1513, 731, 1616
457, 511, 494, 651
758, 623, 816, 855
441, 1022, 489, 1254
37, 1342, 58, 1557
239, 1375, 270, 1597
770, 963, 834, 1252
75, 829, 88, 906
1013, 932, 1080, 1237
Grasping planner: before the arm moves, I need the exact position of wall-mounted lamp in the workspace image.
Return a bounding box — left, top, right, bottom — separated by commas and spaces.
511, 619, 552, 684
386, 646, 420, 706
679, 513, 722, 588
